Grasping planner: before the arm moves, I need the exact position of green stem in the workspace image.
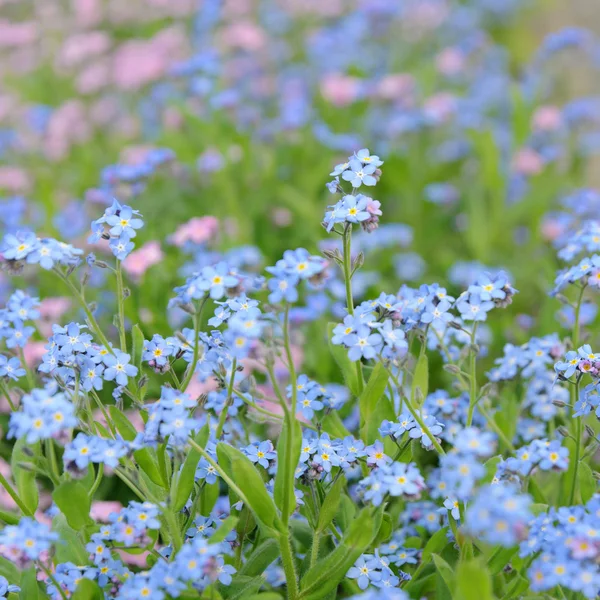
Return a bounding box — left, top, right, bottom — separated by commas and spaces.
309, 532, 320, 567
466, 324, 479, 427
39, 563, 68, 600
0, 380, 16, 411
18, 347, 35, 390
53, 269, 115, 354
115, 261, 128, 351
181, 298, 207, 391
88, 463, 104, 499
568, 383, 582, 506
283, 306, 297, 416
215, 359, 237, 439
45, 439, 61, 485
386, 366, 445, 455
0, 471, 33, 516
342, 225, 364, 394
279, 532, 299, 600
163, 507, 183, 553
478, 405, 515, 452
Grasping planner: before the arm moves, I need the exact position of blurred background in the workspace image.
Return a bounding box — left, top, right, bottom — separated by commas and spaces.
0, 0, 599, 382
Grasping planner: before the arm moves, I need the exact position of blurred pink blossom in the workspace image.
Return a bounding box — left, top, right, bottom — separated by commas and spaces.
436, 47, 465, 76
91, 501, 123, 521
0, 20, 37, 49
423, 93, 456, 124
23, 342, 46, 368
57, 31, 111, 70
220, 21, 266, 52
170, 216, 219, 247
122, 241, 164, 279
513, 148, 544, 176
0, 166, 30, 192
72, 0, 103, 27
532, 106, 562, 132
375, 74, 415, 104
320, 74, 361, 107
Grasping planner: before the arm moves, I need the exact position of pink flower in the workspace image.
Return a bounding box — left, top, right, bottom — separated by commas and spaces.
22, 342, 46, 368
73, 0, 102, 27
320, 74, 362, 107
423, 93, 456, 124
220, 21, 266, 52
91, 501, 123, 522
122, 241, 164, 280
0, 166, 30, 192
39, 297, 71, 320
0, 20, 37, 49
57, 31, 111, 70
170, 216, 219, 247
532, 106, 562, 132
436, 47, 465, 76
513, 148, 544, 176
375, 74, 415, 104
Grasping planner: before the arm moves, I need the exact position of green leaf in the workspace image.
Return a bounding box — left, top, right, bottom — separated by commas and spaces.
239, 539, 280, 577
0, 510, 20, 525
321, 412, 351, 439
108, 405, 137, 440
358, 363, 389, 439
52, 481, 93, 530
327, 323, 359, 396
216, 443, 281, 533
274, 417, 302, 524
456, 559, 493, 600
221, 575, 264, 600
335, 494, 356, 533
487, 546, 518, 575
411, 351, 428, 406
211, 516, 239, 543
11, 439, 38, 515
317, 475, 345, 533
373, 512, 393, 547
579, 461, 596, 504
432, 554, 455, 593
72, 579, 104, 600
364, 396, 395, 445
299, 506, 383, 600
0, 556, 20, 585
244, 594, 283, 600
172, 426, 209, 511
19, 567, 39, 600
52, 515, 90, 565
420, 526, 450, 566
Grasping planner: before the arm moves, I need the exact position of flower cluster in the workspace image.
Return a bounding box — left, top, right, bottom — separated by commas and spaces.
89, 199, 144, 260
496, 439, 570, 480
359, 461, 426, 507
8, 387, 77, 443
0, 290, 38, 349
523, 497, 600, 598
466, 483, 532, 546
266, 248, 328, 304
0, 518, 58, 568
1, 231, 82, 272
347, 551, 410, 592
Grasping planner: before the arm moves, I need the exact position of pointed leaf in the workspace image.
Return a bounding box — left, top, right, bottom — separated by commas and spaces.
72, 579, 104, 599
317, 475, 345, 533
432, 554, 455, 593
217, 443, 281, 533
359, 363, 389, 438
11, 439, 38, 515
172, 426, 209, 511
579, 461, 596, 504
274, 417, 302, 524
411, 351, 428, 406
52, 481, 93, 530
456, 559, 493, 600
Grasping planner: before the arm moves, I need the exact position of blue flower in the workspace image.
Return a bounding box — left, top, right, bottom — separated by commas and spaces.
109, 233, 135, 260
244, 440, 276, 469
346, 325, 382, 361
347, 555, 382, 590
342, 160, 377, 188
106, 205, 144, 238
1, 231, 39, 260
0, 355, 25, 381
104, 351, 138, 386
